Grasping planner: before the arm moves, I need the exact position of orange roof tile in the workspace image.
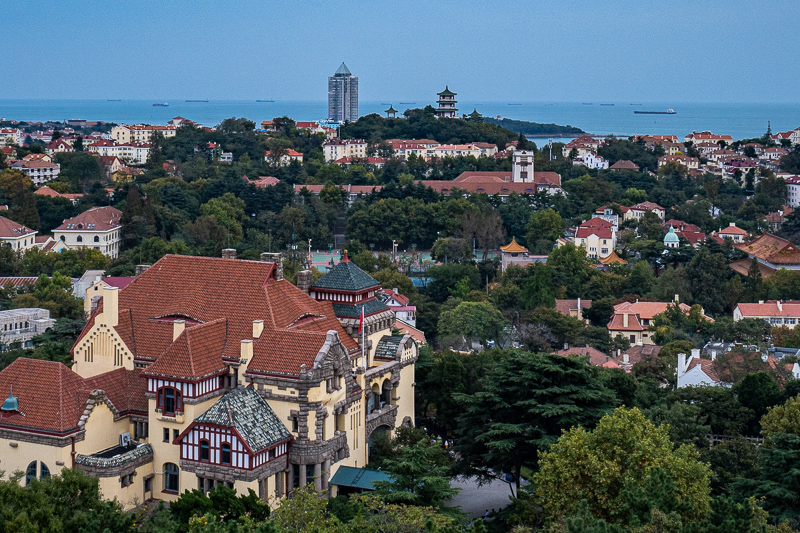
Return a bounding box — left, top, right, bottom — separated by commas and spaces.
501, 237, 528, 253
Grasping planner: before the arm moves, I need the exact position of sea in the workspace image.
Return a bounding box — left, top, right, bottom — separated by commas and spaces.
1, 99, 799, 143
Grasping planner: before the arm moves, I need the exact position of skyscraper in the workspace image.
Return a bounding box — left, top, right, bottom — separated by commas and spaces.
328, 62, 358, 123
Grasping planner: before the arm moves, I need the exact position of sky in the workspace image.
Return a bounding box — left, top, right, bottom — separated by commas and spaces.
2, 0, 799, 103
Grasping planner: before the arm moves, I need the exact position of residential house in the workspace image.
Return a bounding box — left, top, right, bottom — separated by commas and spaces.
111, 124, 177, 144
573, 217, 616, 259
607, 300, 712, 346
0, 216, 37, 252
334, 157, 386, 169
785, 176, 800, 207
663, 219, 706, 246
594, 205, 628, 230
323, 139, 367, 162
717, 223, 748, 243
658, 155, 699, 171
609, 160, 640, 171
112, 167, 145, 185
729, 233, 800, 278
553, 345, 617, 368
624, 201, 665, 221
677, 348, 800, 388
555, 299, 592, 322
573, 153, 609, 170
0, 128, 22, 145
562, 135, 600, 158
766, 206, 793, 232
53, 206, 122, 258
10, 160, 61, 185
386, 139, 440, 161
377, 288, 416, 327
45, 138, 73, 156
734, 300, 800, 329
264, 149, 303, 166
684, 131, 734, 145
244, 176, 281, 188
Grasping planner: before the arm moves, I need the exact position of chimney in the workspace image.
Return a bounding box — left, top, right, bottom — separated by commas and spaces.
729, 222, 736, 227
761, 353, 769, 363
759, 300, 764, 304
623, 313, 629, 328
563, 342, 569, 351
393, 287, 399, 295
261, 252, 283, 281
711, 352, 717, 361
678, 353, 686, 378
674, 294, 679, 304
102, 286, 119, 327
623, 353, 629, 364
691, 348, 700, 359
173, 319, 185, 341
135, 264, 151, 276
239, 339, 254, 387
222, 248, 237, 259
777, 301, 783, 312
253, 319, 264, 338
297, 270, 313, 294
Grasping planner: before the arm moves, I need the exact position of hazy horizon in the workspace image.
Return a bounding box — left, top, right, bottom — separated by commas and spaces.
3, 0, 799, 104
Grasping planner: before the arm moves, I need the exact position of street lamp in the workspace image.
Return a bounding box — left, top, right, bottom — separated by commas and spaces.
308, 239, 312, 268
392, 239, 397, 262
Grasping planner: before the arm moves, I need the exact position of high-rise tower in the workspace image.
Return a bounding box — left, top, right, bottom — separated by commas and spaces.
328, 63, 359, 123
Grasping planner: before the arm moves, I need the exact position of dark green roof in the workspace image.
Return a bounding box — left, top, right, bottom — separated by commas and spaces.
385, 105, 398, 113
333, 299, 390, 318
375, 336, 403, 359
329, 466, 393, 490
194, 387, 290, 452
437, 86, 456, 96
312, 259, 380, 292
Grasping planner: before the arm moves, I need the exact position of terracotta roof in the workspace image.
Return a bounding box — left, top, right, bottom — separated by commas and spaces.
687, 357, 719, 382
143, 319, 230, 381
735, 233, 800, 265
74, 255, 358, 378
736, 301, 800, 318
33, 186, 83, 200
0, 276, 39, 287
102, 277, 135, 289
0, 216, 35, 238
501, 237, 528, 253
719, 225, 748, 236
11, 160, 59, 169
420, 170, 562, 195
554, 346, 609, 366
555, 299, 592, 316
245, 176, 280, 188
55, 206, 122, 232
86, 367, 147, 416
379, 288, 410, 306
622, 344, 662, 365
609, 160, 640, 170
576, 226, 613, 239
607, 312, 643, 331
630, 201, 665, 212
729, 258, 776, 279
394, 318, 426, 344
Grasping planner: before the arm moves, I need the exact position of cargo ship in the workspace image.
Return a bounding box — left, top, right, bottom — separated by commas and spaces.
634, 108, 676, 114
152, 102, 169, 107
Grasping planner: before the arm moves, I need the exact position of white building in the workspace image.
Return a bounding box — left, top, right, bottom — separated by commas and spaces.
10, 160, 61, 185
0, 216, 38, 252
0, 128, 22, 145
0, 308, 55, 350
734, 300, 800, 328
512, 150, 536, 182
87, 140, 151, 165
573, 152, 609, 170
785, 176, 800, 208
378, 288, 416, 327
323, 139, 367, 162
53, 206, 123, 258
111, 124, 177, 144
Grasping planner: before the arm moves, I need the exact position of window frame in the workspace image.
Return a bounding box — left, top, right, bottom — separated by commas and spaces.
221, 442, 232, 465
199, 439, 210, 462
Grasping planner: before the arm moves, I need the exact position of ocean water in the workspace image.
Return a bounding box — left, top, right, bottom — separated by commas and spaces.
1, 99, 798, 141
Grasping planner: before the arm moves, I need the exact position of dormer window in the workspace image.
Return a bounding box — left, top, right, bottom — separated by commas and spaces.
157, 386, 182, 415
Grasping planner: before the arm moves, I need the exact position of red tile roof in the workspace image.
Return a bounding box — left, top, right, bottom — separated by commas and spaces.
54, 206, 122, 232
630, 201, 665, 212
609, 160, 639, 170
735, 233, 800, 265
554, 346, 609, 366
576, 227, 613, 239
74, 255, 359, 379
0, 216, 35, 238
142, 319, 230, 380
555, 299, 592, 316
102, 276, 135, 289
735, 301, 800, 318
86, 367, 147, 416
34, 186, 83, 201
719, 224, 748, 236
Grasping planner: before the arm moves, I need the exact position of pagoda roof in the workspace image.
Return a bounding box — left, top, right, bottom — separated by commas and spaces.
500, 236, 528, 253
312, 255, 380, 292
437, 86, 457, 96
385, 105, 398, 113
598, 251, 627, 265
333, 299, 390, 318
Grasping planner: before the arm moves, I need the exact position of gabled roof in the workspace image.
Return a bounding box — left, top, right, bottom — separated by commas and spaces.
555, 299, 592, 316
192, 387, 290, 452
501, 237, 528, 253
0, 216, 35, 239
735, 233, 800, 265
86, 367, 147, 416
630, 201, 665, 212
553, 346, 608, 366
141, 319, 230, 381
719, 224, 748, 236
54, 206, 122, 232
312, 256, 380, 292
609, 160, 640, 170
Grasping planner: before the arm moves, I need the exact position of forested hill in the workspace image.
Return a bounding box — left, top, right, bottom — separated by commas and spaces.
483, 117, 585, 137
338, 106, 579, 146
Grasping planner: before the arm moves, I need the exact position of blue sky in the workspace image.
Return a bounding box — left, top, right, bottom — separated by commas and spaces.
3, 0, 799, 102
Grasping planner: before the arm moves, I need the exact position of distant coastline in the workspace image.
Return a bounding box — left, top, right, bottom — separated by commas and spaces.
484, 117, 585, 136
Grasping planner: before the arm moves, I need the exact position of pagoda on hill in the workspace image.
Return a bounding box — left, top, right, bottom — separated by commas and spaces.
435, 86, 458, 118
385, 105, 398, 118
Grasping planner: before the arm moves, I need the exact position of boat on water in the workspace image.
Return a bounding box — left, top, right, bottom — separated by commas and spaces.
582, 103, 593, 105
399, 102, 416, 105
630, 103, 642, 106
600, 103, 615, 106
107, 99, 121, 102
256, 99, 275, 102
508, 103, 522, 106
634, 108, 676, 114
186, 99, 209, 102
153, 102, 169, 107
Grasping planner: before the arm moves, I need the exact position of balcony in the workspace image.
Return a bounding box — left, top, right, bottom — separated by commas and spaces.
76, 442, 153, 477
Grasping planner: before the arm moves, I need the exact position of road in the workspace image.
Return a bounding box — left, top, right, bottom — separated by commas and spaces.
446, 477, 520, 519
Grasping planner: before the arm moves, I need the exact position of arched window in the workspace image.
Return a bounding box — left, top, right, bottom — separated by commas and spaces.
25, 461, 37, 486
200, 440, 210, 461
76, 235, 83, 243
164, 463, 179, 493
60, 235, 65, 242
157, 387, 182, 416
221, 443, 231, 465
40, 463, 50, 479
93, 236, 100, 242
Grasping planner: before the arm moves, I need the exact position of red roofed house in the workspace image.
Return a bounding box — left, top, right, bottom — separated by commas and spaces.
573, 217, 616, 259
244, 175, 280, 188
0, 215, 37, 252
716, 223, 748, 243
624, 201, 666, 221
63, 252, 417, 503
45, 138, 73, 155
562, 135, 600, 158
323, 139, 367, 162
734, 300, 800, 328
684, 131, 734, 145
53, 206, 122, 258
677, 347, 800, 388
658, 154, 700, 171
609, 160, 640, 171
34, 185, 83, 204
608, 300, 712, 345
553, 345, 611, 367
378, 287, 416, 327
555, 299, 592, 321
10, 159, 61, 185
264, 148, 303, 166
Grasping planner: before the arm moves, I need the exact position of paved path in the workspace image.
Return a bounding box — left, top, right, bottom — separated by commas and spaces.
446, 477, 519, 519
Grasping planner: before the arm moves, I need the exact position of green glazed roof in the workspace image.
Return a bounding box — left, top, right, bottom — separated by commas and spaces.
332, 299, 390, 319
437, 86, 456, 96
329, 466, 393, 490
312, 259, 380, 292
664, 226, 680, 243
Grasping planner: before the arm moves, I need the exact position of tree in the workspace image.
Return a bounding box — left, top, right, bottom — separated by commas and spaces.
626, 260, 654, 296
760, 394, 800, 444
270, 484, 340, 532
430, 237, 472, 264
548, 243, 592, 298
525, 208, 563, 254
437, 301, 506, 343
373, 438, 459, 508
701, 437, 761, 495
521, 263, 555, 310
535, 407, 711, 526
735, 372, 783, 434
0, 169, 40, 229
120, 186, 156, 249
455, 350, 616, 492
